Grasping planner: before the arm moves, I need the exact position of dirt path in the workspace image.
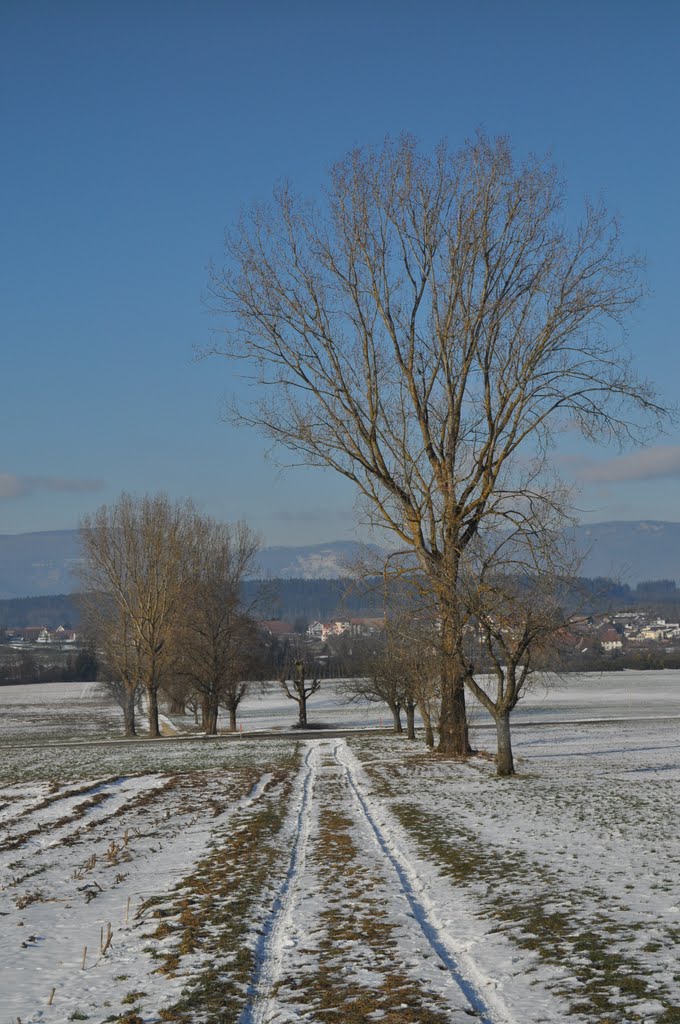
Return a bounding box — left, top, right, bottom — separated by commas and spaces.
244, 738, 510, 1024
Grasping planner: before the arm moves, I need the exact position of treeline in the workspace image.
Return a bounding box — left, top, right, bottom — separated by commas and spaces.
572, 577, 680, 611
0, 645, 98, 685
0, 593, 80, 629
566, 647, 680, 673
242, 577, 385, 622
2, 576, 680, 630
0, 578, 385, 629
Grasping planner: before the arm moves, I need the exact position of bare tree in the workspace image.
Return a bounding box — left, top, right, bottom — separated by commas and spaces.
177, 518, 260, 735
98, 667, 145, 730
161, 674, 192, 716
79, 582, 141, 736
280, 656, 321, 728
344, 615, 438, 739
207, 132, 667, 756
344, 559, 442, 744
396, 619, 442, 745
459, 522, 578, 775
78, 493, 193, 738
343, 658, 406, 733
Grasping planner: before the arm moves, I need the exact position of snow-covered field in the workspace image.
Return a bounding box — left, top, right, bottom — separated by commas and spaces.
1, 669, 678, 750
1, 673, 679, 1023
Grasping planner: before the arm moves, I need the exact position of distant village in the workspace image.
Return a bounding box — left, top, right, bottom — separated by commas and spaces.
562, 611, 680, 659
262, 609, 680, 663
2, 625, 79, 648
4, 606, 680, 653
4, 601, 680, 681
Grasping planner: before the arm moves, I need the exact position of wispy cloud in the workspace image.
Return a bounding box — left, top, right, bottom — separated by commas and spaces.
562, 446, 680, 484
0, 474, 104, 499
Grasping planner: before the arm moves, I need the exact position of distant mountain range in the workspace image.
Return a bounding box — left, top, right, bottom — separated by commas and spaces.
0, 532, 383, 598
0, 530, 83, 599
1, 522, 680, 597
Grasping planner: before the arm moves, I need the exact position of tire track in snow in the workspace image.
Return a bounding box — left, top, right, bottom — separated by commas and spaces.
239, 741, 317, 1024
334, 739, 509, 1024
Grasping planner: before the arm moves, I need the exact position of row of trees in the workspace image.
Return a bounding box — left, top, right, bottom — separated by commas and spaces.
341, 559, 567, 776
78, 495, 261, 738
0, 646, 98, 685
76, 488, 566, 773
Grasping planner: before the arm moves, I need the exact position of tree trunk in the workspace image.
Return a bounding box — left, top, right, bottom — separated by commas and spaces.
122, 689, 137, 737
419, 705, 434, 748
147, 685, 160, 738
203, 693, 219, 735
437, 640, 472, 756
389, 702, 403, 733
228, 704, 237, 731
298, 695, 308, 727
495, 711, 515, 777
405, 701, 416, 740
168, 695, 186, 715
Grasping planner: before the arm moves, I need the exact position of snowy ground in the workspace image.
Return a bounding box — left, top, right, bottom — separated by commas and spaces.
1, 670, 679, 749
1, 673, 679, 1023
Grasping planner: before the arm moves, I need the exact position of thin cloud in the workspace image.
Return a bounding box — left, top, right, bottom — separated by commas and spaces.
564, 446, 680, 484
0, 474, 104, 499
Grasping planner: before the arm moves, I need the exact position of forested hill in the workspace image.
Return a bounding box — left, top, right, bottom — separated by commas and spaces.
0, 593, 81, 629
241, 577, 385, 622
3, 576, 680, 630
0, 580, 383, 630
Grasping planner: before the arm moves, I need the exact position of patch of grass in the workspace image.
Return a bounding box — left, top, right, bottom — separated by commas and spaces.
151, 752, 302, 1023
121, 991, 147, 1005
392, 801, 680, 1023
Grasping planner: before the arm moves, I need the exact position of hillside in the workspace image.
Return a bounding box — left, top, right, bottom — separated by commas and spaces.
0, 533, 383, 598
572, 520, 680, 582
0, 530, 82, 598
2, 522, 680, 598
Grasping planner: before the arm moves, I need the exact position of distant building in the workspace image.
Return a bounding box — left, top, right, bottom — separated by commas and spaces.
19, 625, 77, 645
307, 617, 384, 641
598, 628, 623, 651
257, 620, 298, 640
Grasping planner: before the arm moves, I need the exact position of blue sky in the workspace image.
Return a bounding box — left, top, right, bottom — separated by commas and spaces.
1, 0, 679, 543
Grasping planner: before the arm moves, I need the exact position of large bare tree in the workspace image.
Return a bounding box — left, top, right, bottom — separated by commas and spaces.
207, 132, 667, 755
78, 493, 193, 738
